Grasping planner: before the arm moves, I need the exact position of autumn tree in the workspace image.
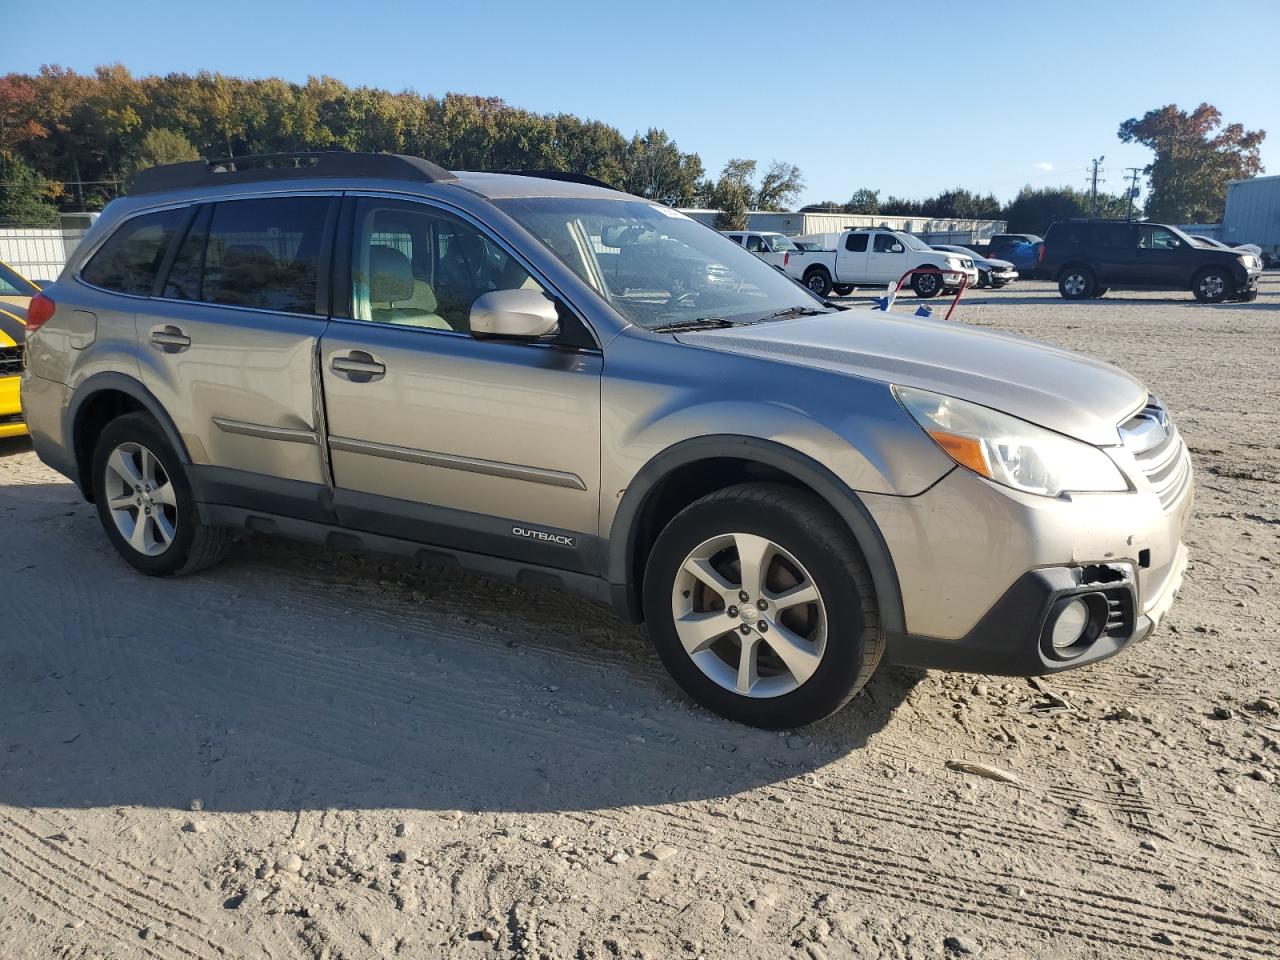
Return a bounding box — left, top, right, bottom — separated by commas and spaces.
754, 160, 804, 211
1118, 103, 1265, 222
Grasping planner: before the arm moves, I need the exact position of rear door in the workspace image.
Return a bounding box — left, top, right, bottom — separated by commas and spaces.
834, 232, 869, 282
132, 195, 336, 505
1090, 223, 1138, 284
318, 195, 602, 572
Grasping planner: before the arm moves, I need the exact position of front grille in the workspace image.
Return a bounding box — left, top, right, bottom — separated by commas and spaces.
1119, 396, 1192, 511
0, 345, 23, 377
0, 413, 22, 426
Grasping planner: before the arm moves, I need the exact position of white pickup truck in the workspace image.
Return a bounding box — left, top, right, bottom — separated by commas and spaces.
785, 228, 978, 298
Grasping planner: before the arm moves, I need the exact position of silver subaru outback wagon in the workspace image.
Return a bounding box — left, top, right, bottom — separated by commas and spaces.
20, 153, 1192, 728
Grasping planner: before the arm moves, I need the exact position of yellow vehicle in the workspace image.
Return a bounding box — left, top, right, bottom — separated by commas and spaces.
0, 259, 41, 310
1, 303, 28, 438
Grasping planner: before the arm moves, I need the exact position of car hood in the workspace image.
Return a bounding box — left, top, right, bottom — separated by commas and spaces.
983, 257, 1015, 269
676, 311, 1147, 446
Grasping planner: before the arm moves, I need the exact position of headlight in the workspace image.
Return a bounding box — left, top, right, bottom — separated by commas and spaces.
944, 257, 962, 269
894, 386, 1129, 497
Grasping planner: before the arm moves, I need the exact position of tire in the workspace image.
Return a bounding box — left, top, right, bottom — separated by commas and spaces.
978, 269, 991, 288
1093, 287, 1109, 297
91, 412, 229, 576
642, 482, 883, 728
911, 271, 943, 298
1058, 266, 1094, 299
1192, 267, 1233, 303
832, 284, 854, 296
803, 267, 833, 297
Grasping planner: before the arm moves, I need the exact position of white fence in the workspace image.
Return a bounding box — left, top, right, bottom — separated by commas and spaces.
0, 228, 89, 281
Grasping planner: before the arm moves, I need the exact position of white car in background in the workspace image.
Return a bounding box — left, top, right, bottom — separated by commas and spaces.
720, 230, 797, 270
785, 228, 978, 297
933, 244, 1018, 288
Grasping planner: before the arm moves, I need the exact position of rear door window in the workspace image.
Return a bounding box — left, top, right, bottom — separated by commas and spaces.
1096, 224, 1135, 248
165, 196, 333, 314
81, 208, 186, 295
845, 233, 868, 252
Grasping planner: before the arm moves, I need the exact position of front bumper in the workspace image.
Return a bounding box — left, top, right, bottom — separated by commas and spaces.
0, 376, 25, 438
865, 457, 1193, 676
989, 268, 1018, 285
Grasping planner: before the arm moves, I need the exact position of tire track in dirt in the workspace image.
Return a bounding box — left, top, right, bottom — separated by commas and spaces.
642, 805, 1280, 960
0, 818, 224, 960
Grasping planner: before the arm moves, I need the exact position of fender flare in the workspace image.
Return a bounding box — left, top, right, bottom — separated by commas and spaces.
607, 435, 905, 637
64, 371, 191, 495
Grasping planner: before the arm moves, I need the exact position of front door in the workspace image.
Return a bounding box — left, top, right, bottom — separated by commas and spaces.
319, 196, 603, 573
1135, 225, 1192, 287
866, 232, 906, 284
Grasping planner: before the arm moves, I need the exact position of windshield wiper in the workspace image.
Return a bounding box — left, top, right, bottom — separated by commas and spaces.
649, 317, 736, 333
749, 306, 829, 323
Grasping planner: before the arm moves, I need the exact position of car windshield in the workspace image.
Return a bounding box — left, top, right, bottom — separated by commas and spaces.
897, 232, 932, 252
496, 197, 828, 328
765, 235, 797, 252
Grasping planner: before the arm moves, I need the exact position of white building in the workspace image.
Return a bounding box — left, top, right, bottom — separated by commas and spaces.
679, 209, 1006, 243
1222, 174, 1280, 255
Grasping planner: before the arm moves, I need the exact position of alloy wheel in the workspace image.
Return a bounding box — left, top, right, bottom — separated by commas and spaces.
102, 441, 178, 556
670, 533, 827, 698
1199, 274, 1225, 299
1063, 273, 1087, 296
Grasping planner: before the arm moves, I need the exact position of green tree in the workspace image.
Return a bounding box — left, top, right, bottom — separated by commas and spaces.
1119, 103, 1265, 222
844, 188, 880, 214
710, 158, 756, 230
754, 159, 804, 211
0, 154, 58, 225
129, 128, 199, 177
1001, 185, 1129, 235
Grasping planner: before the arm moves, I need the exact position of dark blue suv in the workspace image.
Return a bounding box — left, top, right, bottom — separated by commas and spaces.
1036, 219, 1261, 303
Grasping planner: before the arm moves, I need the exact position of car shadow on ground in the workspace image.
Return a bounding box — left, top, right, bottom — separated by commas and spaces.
0, 479, 921, 816
0, 436, 32, 458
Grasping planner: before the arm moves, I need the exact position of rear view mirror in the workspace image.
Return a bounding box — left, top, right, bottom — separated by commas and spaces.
470, 288, 560, 341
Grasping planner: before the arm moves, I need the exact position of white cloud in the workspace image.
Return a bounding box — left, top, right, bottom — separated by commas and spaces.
1034, 161, 1055, 172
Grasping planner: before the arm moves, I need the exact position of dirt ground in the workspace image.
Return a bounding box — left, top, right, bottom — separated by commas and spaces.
1, 278, 1277, 960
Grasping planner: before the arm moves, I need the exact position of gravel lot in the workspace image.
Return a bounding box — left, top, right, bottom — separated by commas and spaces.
1, 279, 1277, 960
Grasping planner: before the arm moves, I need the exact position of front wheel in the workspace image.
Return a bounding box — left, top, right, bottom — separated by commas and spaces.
804, 268, 833, 297
642, 483, 883, 728
977, 269, 991, 288
911, 271, 943, 298
1192, 267, 1233, 303
92, 412, 229, 576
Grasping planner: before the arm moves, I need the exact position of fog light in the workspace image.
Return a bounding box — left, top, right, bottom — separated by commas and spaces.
1050, 597, 1090, 650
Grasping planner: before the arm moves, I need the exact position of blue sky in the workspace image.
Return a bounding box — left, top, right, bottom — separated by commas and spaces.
5, 0, 1277, 207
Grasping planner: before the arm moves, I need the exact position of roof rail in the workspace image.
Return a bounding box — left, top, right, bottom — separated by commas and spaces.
129, 152, 458, 195
464, 169, 618, 191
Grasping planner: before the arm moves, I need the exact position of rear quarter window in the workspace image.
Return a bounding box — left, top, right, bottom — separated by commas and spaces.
81, 208, 186, 295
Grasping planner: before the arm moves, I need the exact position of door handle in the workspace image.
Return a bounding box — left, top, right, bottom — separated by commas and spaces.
330, 350, 386, 382
150, 325, 191, 352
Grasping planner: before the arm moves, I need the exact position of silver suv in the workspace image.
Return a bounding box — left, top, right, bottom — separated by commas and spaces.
21, 153, 1192, 728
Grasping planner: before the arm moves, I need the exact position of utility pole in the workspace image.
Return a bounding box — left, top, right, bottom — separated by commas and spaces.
1088, 156, 1105, 216
1123, 167, 1142, 220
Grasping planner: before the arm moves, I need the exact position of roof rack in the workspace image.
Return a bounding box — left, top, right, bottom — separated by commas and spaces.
464, 169, 618, 190
129, 152, 458, 195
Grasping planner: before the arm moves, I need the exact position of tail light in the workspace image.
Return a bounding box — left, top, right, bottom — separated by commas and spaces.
26, 292, 55, 331
784, 252, 790, 267
1037, 244, 1045, 261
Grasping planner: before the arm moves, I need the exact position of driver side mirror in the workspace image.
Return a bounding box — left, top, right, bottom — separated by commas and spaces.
470, 289, 560, 341
890, 244, 904, 253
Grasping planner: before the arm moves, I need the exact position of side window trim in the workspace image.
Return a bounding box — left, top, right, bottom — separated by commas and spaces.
338, 190, 601, 351
150, 204, 201, 298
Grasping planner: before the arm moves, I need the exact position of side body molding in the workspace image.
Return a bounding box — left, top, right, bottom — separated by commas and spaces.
607, 435, 906, 637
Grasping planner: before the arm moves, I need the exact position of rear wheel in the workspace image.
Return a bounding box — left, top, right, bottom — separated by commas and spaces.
804, 267, 833, 297
1093, 287, 1109, 298
832, 284, 854, 296
911, 271, 943, 298
1192, 267, 1233, 303
1058, 267, 1094, 299
91, 413, 228, 576
642, 483, 883, 728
